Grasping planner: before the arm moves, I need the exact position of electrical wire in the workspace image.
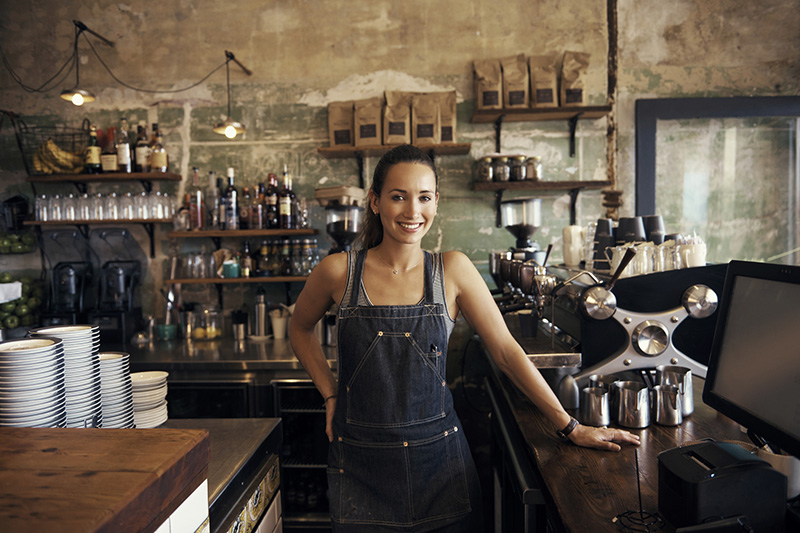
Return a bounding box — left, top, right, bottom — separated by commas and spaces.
0, 26, 78, 94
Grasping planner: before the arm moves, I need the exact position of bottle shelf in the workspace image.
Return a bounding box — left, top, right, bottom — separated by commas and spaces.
26, 172, 182, 184
472, 180, 612, 192
168, 228, 318, 239
165, 276, 308, 285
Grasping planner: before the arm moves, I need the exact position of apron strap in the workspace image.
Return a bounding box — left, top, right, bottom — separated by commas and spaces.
350, 249, 435, 306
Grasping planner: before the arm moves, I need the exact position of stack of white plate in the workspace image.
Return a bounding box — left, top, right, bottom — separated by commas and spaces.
0, 337, 67, 428
131, 371, 169, 428
29, 325, 102, 428
98, 352, 135, 429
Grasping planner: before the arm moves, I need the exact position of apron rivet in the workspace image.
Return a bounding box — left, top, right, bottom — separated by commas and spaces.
403, 441, 408, 447
340, 468, 344, 473
378, 331, 383, 336
454, 426, 458, 432
404, 332, 410, 337
444, 431, 448, 436
338, 437, 342, 441
442, 381, 446, 386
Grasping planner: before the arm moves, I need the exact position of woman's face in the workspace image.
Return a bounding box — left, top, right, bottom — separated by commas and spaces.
370, 162, 439, 246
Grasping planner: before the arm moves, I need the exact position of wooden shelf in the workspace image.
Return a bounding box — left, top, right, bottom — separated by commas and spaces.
26, 171, 182, 183
473, 180, 612, 192
24, 219, 169, 226
166, 276, 307, 285
168, 229, 318, 239
471, 106, 611, 124
317, 142, 471, 159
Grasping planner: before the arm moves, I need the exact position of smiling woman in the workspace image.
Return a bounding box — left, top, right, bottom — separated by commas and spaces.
289, 144, 640, 532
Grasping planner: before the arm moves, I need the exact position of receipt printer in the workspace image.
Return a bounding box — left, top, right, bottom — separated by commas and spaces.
658, 441, 786, 530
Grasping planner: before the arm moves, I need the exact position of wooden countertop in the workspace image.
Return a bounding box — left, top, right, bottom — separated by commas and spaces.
0, 427, 209, 533
489, 364, 747, 532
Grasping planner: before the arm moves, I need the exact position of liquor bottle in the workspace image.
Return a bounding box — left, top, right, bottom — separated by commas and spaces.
85, 125, 102, 174
224, 167, 239, 230
116, 118, 133, 173
239, 186, 251, 230
279, 165, 296, 229
251, 182, 266, 230
205, 171, 220, 229
265, 173, 279, 229
150, 131, 169, 173
188, 166, 205, 230
134, 124, 150, 172
216, 175, 226, 230
240, 241, 254, 278
257, 240, 271, 277
100, 127, 118, 173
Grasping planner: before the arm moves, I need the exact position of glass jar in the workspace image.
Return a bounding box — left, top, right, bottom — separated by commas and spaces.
194, 305, 222, 340
509, 156, 527, 181
492, 157, 510, 182
525, 156, 543, 181
476, 157, 493, 182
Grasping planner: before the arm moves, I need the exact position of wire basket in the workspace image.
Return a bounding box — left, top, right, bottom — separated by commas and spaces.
13, 117, 91, 176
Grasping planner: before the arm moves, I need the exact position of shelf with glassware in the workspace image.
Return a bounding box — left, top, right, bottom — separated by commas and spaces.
22, 219, 170, 258
167, 227, 318, 255
26, 172, 181, 193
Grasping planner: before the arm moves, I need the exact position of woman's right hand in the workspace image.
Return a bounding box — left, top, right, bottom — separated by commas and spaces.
325, 397, 337, 442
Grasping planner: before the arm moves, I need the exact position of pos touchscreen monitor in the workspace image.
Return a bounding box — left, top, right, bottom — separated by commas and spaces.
702, 260, 800, 458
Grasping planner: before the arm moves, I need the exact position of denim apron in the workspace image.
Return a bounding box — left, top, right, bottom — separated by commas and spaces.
328, 250, 481, 532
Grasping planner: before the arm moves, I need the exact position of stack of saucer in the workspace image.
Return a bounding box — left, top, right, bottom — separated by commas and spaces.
0, 337, 67, 428
29, 325, 102, 428
98, 352, 135, 429
130, 371, 168, 428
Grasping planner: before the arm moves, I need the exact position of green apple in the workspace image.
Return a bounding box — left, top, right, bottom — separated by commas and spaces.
3, 315, 19, 329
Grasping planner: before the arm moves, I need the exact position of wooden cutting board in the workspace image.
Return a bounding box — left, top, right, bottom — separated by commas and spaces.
0, 427, 209, 533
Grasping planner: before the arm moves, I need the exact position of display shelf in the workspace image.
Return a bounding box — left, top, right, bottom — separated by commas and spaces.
470, 106, 611, 124
472, 180, 612, 192
168, 228, 318, 239
26, 171, 181, 183
22, 219, 169, 258
317, 142, 470, 159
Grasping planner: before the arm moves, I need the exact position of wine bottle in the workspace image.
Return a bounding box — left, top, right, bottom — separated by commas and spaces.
265, 173, 279, 229
150, 131, 169, 173
239, 186, 251, 230
84, 125, 102, 174
279, 165, 296, 229
116, 118, 133, 173
100, 127, 118, 173
241, 240, 253, 278
134, 124, 150, 172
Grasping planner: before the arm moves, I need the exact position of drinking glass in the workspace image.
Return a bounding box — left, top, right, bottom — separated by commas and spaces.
49, 193, 63, 221
105, 192, 120, 220
78, 193, 92, 220
121, 192, 135, 220
92, 193, 106, 220
62, 193, 77, 221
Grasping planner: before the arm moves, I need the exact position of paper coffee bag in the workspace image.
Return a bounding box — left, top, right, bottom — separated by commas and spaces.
435, 90, 457, 143
354, 97, 382, 147
473, 59, 503, 110
560, 51, 590, 106
327, 101, 354, 146
383, 91, 412, 145
411, 93, 440, 145
528, 54, 559, 108
501, 54, 529, 108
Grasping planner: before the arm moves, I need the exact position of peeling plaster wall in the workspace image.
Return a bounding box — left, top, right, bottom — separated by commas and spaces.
0, 0, 798, 320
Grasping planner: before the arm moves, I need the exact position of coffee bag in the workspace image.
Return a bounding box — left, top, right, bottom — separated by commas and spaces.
411, 93, 440, 145
435, 90, 457, 143
501, 54, 529, 108
473, 59, 503, 110
383, 91, 412, 145
560, 51, 590, 106
528, 54, 559, 108
327, 101, 354, 146
354, 97, 382, 147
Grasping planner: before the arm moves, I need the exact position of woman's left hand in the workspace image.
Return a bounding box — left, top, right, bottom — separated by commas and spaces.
568, 423, 641, 452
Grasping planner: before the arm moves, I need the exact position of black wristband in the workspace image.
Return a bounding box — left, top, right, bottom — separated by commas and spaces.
556, 417, 579, 439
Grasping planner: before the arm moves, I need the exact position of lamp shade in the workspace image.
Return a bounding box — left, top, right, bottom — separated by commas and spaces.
60, 88, 96, 106
213, 117, 246, 139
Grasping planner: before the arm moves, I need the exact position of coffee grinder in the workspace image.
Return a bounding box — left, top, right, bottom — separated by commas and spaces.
500, 197, 542, 260
89, 260, 141, 343
314, 185, 365, 254
41, 261, 94, 326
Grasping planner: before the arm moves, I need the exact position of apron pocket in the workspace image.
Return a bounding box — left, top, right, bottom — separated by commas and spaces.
328, 430, 471, 527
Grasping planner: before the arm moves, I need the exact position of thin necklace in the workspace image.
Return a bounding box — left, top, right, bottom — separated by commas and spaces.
375, 251, 424, 275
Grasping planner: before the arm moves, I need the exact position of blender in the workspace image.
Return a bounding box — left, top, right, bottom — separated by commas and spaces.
500, 197, 542, 260
314, 185, 366, 254
41, 261, 94, 326
89, 260, 142, 343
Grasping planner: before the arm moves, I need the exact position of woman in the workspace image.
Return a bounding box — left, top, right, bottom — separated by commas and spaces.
289, 145, 640, 532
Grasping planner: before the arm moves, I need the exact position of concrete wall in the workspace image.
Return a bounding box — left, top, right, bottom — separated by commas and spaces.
1, 0, 798, 319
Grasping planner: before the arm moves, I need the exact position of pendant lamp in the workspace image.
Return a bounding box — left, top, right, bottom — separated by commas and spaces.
213, 51, 252, 139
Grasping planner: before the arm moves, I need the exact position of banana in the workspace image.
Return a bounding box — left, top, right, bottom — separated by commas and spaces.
33, 144, 58, 174
40, 139, 84, 174
46, 138, 83, 168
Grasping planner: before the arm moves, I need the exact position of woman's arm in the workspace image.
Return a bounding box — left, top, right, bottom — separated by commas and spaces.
444, 251, 639, 451
288, 253, 346, 441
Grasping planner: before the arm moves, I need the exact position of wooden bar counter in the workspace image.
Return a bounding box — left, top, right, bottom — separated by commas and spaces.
486, 358, 748, 532
0, 426, 209, 532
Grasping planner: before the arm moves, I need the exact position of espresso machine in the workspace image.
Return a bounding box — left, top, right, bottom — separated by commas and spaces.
314, 185, 365, 254
500, 197, 542, 261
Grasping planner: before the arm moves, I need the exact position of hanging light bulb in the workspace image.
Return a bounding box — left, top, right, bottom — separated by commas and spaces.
213, 51, 251, 138
61, 88, 96, 106
60, 21, 111, 106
